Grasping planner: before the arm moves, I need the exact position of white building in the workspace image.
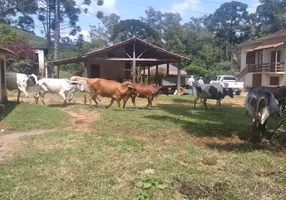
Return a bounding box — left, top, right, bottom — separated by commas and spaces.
0, 47, 14, 104
237, 30, 286, 89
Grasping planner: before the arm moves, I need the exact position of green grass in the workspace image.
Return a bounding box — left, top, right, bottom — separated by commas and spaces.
0, 102, 69, 131
0, 96, 286, 199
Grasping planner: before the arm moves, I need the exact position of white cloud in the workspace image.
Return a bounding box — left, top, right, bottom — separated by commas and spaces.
62, 30, 91, 42
168, 0, 201, 16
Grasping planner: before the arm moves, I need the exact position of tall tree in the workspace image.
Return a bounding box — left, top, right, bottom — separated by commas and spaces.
111, 19, 159, 43
256, 0, 286, 37
0, 0, 37, 31
206, 1, 251, 45
37, 0, 104, 59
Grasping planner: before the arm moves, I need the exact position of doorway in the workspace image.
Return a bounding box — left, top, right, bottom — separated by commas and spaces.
252, 74, 262, 88
90, 64, 100, 78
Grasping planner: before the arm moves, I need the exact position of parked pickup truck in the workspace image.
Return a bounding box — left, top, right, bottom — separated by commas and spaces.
210, 75, 244, 95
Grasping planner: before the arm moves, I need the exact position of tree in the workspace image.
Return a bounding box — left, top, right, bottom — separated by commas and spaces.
256, 0, 286, 37
0, 24, 26, 47
36, 0, 104, 59
206, 1, 251, 45
111, 19, 159, 43
6, 41, 37, 74
0, 0, 37, 31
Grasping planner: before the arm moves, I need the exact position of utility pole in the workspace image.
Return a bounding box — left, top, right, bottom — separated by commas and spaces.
54, 0, 60, 78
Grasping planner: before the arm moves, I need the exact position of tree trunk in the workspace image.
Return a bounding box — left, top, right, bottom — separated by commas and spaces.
54, 0, 60, 61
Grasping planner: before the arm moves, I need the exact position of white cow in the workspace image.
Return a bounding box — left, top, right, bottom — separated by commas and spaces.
34, 78, 83, 106
6, 72, 38, 102
70, 76, 101, 104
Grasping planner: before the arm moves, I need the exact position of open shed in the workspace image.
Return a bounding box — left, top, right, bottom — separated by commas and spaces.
0, 47, 14, 105
49, 37, 189, 92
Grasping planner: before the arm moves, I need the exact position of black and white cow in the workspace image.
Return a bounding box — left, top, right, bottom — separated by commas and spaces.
194, 84, 233, 109
6, 72, 38, 102
245, 87, 278, 143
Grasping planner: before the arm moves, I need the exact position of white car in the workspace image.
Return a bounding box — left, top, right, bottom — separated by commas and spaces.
210, 75, 244, 95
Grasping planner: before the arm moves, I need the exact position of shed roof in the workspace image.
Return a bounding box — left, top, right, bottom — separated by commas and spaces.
49, 37, 189, 66
0, 47, 14, 54
245, 42, 285, 52
237, 30, 286, 47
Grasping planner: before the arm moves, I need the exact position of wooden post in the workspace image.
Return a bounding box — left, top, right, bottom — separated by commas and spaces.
275, 50, 278, 72
167, 63, 169, 76
84, 59, 88, 77
132, 41, 136, 83
155, 64, 159, 86
177, 62, 181, 95
57, 65, 60, 78
143, 66, 146, 84
148, 66, 151, 84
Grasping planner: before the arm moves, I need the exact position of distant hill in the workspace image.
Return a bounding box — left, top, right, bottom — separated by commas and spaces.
14, 28, 48, 49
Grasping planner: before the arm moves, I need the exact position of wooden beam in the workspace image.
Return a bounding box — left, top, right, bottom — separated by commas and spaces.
90, 57, 180, 62
132, 42, 136, 83
155, 65, 159, 86
57, 65, 60, 79
148, 66, 151, 84
84, 59, 88, 77
143, 66, 146, 84
167, 63, 170, 76
177, 63, 181, 95
137, 48, 147, 58
121, 48, 131, 58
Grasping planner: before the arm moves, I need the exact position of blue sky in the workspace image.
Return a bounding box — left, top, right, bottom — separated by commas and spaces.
34, 0, 260, 41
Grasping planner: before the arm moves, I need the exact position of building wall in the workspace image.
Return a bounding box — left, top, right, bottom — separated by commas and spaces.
240, 44, 259, 71
0, 53, 7, 104
34, 49, 45, 76
244, 73, 253, 88
87, 59, 126, 81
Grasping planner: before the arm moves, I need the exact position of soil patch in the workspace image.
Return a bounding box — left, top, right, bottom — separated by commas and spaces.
61, 107, 100, 131
0, 129, 55, 162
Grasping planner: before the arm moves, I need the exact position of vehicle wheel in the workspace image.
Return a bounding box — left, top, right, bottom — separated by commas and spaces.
235, 90, 241, 95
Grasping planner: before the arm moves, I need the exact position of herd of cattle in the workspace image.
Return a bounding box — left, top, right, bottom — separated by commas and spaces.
5, 72, 286, 143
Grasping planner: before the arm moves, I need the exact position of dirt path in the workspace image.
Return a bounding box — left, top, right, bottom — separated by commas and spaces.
0, 129, 56, 162
61, 107, 100, 131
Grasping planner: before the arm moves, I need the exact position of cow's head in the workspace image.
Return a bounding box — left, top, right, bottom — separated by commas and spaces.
154, 86, 163, 97
223, 88, 234, 98
122, 81, 136, 94
70, 76, 80, 81
28, 74, 39, 85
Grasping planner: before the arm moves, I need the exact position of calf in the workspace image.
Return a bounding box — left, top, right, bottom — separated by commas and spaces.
88, 78, 135, 109
70, 76, 101, 104
245, 87, 278, 143
6, 72, 38, 102
123, 83, 162, 108
194, 84, 233, 109
34, 78, 83, 106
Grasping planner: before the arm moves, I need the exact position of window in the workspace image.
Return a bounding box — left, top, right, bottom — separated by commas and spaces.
270, 76, 279, 85
222, 76, 236, 81
246, 52, 256, 65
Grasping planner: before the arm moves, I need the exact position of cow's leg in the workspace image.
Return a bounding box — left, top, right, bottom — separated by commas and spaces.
123, 96, 130, 109
84, 93, 87, 104
202, 98, 208, 110
250, 121, 261, 143
17, 90, 21, 103
193, 96, 200, 109
92, 94, 100, 106
132, 96, 137, 107
39, 91, 46, 106
106, 98, 115, 109
116, 98, 121, 108
59, 91, 67, 106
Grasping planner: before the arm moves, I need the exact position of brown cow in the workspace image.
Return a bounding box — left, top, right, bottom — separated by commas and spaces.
123, 83, 162, 108
88, 78, 135, 109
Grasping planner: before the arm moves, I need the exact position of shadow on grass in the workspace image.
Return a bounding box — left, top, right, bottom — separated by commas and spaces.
0, 101, 19, 120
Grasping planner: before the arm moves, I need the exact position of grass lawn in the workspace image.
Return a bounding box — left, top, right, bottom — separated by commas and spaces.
0, 95, 286, 199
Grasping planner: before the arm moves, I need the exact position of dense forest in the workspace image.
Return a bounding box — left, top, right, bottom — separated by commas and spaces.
1, 0, 286, 80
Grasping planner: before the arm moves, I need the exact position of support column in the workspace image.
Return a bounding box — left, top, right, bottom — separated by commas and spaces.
132, 41, 136, 83
167, 63, 170, 76
143, 66, 146, 84
84, 59, 88, 77
275, 50, 278, 72
57, 65, 60, 78
176, 62, 181, 95
155, 64, 159, 86
148, 66, 151, 84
